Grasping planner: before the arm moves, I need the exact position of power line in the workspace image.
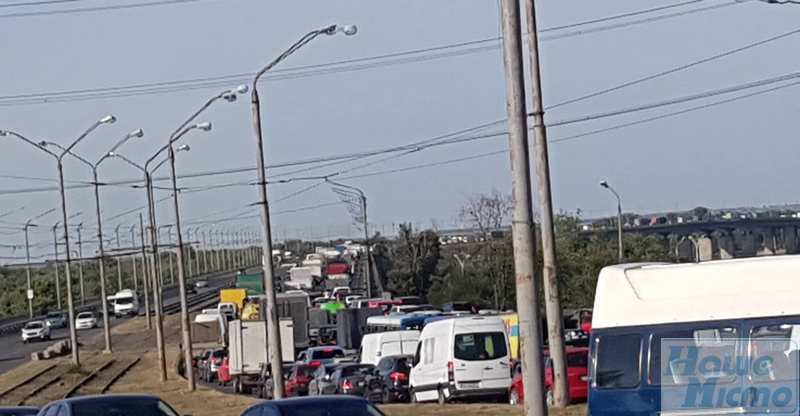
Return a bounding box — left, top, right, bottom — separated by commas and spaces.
539, 0, 704, 32
0, 1, 750, 106
0, 0, 219, 19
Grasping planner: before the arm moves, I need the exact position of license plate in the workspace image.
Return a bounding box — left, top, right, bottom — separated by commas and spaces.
358, 381, 366, 387
460, 382, 480, 389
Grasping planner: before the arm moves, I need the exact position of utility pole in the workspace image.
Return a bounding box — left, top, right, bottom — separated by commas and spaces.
524, 0, 568, 406
499, 1, 547, 415
23, 222, 34, 318
76, 223, 85, 305
202, 231, 209, 273
193, 229, 201, 277
52, 224, 62, 309
139, 213, 152, 330
115, 225, 123, 291
130, 225, 138, 291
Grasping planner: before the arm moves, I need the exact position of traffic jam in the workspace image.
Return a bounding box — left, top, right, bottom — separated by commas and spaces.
189, 243, 594, 406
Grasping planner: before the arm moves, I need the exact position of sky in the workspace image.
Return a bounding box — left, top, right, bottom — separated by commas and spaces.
1, 0, 799, 261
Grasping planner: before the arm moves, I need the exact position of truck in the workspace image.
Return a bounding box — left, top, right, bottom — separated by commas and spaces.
325, 262, 350, 276
258, 292, 311, 351
112, 289, 139, 318
286, 267, 315, 290
227, 318, 295, 394
235, 273, 264, 296
220, 288, 248, 310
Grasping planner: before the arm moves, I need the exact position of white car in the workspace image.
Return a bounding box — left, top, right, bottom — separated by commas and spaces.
21, 320, 51, 343
195, 280, 208, 289
75, 311, 97, 330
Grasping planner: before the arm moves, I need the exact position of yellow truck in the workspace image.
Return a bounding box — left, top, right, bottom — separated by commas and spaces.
220, 288, 247, 310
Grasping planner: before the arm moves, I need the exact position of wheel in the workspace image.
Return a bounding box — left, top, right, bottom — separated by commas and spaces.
409, 388, 417, 403
437, 387, 447, 405
233, 378, 241, 394
509, 388, 520, 405
382, 388, 393, 404
546, 389, 554, 407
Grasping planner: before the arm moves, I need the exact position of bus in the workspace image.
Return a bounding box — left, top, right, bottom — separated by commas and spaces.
589, 256, 800, 416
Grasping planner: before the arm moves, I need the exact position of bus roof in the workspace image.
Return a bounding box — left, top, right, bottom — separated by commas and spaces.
592, 255, 800, 329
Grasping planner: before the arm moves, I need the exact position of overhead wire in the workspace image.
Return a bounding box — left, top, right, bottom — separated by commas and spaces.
0, 0, 219, 19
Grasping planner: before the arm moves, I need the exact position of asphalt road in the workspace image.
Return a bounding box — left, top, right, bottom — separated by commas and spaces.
0, 270, 237, 375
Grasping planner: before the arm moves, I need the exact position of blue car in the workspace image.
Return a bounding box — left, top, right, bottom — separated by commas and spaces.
241, 396, 384, 416
0, 407, 38, 416
35, 394, 181, 416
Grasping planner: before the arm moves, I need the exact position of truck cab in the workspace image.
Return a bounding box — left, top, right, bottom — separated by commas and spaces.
113, 289, 139, 318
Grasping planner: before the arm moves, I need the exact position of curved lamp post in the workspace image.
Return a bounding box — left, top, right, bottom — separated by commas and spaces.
0, 114, 116, 366
600, 180, 624, 263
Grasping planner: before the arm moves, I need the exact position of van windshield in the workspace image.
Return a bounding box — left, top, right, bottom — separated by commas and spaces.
116, 297, 133, 306
454, 332, 507, 361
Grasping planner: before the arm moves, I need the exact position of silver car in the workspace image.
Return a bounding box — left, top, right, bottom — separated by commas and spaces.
21, 320, 50, 343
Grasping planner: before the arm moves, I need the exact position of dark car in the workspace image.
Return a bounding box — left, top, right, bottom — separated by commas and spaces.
376, 355, 412, 403
258, 364, 295, 400
297, 346, 345, 367
241, 396, 385, 416
0, 407, 38, 416
193, 349, 211, 370
330, 363, 384, 403
35, 394, 181, 416
308, 363, 339, 396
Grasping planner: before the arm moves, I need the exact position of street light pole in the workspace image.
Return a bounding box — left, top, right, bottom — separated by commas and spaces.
23, 223, 33, 318
600, 180, 624, 263
76, 223, 85, 304
326, 179, 374, 297
51, 223, 62, 310
250, 23, 357, 398
138, 213, 152, 330
130, 225, 138, 292
201, 230, 209, 273
115, 225, 123, 291
42, 127, 143, 354
1, 115, 116, 367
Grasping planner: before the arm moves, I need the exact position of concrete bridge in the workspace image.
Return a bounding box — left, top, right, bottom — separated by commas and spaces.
591, 218, 800, 261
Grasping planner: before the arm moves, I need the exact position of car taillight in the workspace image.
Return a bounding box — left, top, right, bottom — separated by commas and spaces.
447, 361, 454, 384
342, 379, 353, 390
389, 372, 408, 383
309, 361, 322, 367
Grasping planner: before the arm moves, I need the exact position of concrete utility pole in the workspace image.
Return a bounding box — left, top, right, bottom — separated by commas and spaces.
52, 224, 62, 309
130, 225, 138, 291
201, 231, 209, 273
138, 213, 152, 329
524, 0, 568, 406
115, 225, 123, 291
76, 223, 85, 304
21, 207, 54, 318
193, 229, 201, 277
499, 1, 547, 415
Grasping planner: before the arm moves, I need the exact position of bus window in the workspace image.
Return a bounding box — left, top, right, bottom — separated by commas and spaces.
649, 326, 738, 385
595, 333, 641, 389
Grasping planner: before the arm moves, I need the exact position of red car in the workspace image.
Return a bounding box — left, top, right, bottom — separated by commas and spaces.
285, 364, 314, 397
218, 357, 231, 385
509, 346, 589, 406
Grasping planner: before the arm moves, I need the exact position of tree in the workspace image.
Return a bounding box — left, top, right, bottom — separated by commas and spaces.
386, 224, 441, 298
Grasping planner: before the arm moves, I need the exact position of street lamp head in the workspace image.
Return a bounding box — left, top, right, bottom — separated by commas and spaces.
176, 144, 191, 152
99, 115, 116, 124
339, 24, 358, 36
106, 151, 117, 158
0, 130, 7, 137
222, 93, 237, 103
599, 180, 609, 188
195, 122, 212, 131
235, 84, 249, 95
38, 140, 49, 148
128, 128, 144, 138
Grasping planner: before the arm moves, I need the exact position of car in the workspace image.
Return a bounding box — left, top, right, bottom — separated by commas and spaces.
195, 280, 208, 289
395, 296, 423, 305
509, 347, 590, 406
74, 312, 97, 330
44, 311, 67, 329
203, 348, 226, 382
35, 394, 181, 416
297, 346, 345, 367
330, 363, 384, 403
409, 316, 511, 404
307, 363, 339, 396
258, 364, 296, 400
192, 349, 211, 370
0, 407, 38, 416
240, 396, 385, 416
21, 321, 50, 343
376, 355, 413, 403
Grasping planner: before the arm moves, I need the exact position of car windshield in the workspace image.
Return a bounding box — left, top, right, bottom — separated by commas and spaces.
24, 322, 43, 329
341, 365, 375, 378
211, 350, 226, 358
46, 312, 62, 318
115, 298, 133, 306
454, 332, 508, 361
70, 398, 180, 416
77, 313, 93, 319
394, 357, 411, 372
277, 401, 384, 416
312, 349, 344, 360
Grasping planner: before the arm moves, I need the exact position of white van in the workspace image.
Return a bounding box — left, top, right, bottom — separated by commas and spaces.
113, 289, 139, 318
360, 330, 420, 366
409, 316, 511, 403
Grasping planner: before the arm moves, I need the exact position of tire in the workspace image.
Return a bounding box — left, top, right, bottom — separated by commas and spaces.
437, 387, 447, 405
382, 388, 393, 404
233, 378, 241, 394
509, 388, 520, 406
409, 388, 417, 404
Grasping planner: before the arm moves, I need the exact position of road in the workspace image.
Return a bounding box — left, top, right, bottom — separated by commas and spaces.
0, 270, 237, 375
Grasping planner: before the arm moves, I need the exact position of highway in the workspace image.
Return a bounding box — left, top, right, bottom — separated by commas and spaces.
0, 270, 237, 375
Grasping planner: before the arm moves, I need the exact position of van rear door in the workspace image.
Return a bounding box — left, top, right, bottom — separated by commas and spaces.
453, 331, 510, 390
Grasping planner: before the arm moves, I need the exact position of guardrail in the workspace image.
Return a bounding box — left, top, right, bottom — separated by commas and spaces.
0, 266, 249, 336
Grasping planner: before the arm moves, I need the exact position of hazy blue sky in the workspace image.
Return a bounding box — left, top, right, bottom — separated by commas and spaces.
1, 0, 799, 260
